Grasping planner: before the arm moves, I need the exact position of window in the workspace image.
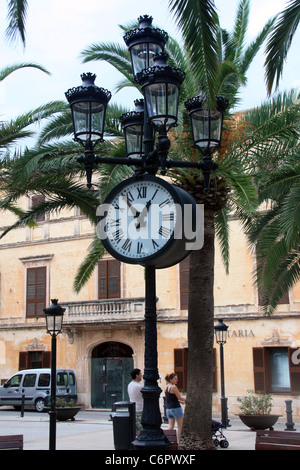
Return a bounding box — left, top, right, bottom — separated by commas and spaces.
253, 347, 300, 394
31, 195, 46, 222
5, 375, 22, 387
19, 351, 51, 370
38, 374, 50, 387
26, 267, 46, 317
98, 259, 120, 299
179, 256, 190, 310
174, 348, 217, 393
23, 374, 37, 388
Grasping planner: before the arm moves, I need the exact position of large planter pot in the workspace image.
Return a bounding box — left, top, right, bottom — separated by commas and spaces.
56, 407, 81, 421
238, 414, 281, 431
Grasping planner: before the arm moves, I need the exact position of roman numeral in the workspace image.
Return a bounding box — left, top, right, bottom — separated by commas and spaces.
122, 239, 132, 252
110, 218, 120, 227
126, 191, 134, 202
112, 229, 124, 243
137, 187, 147, 199
152, 240, 159, 250
158, 226, 171, 238
159, 198, 171, 208
137, 242, 143, 254
162, 213, 174, 221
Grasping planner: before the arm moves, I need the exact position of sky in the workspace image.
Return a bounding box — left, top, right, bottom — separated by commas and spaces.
0, 0, 299, 124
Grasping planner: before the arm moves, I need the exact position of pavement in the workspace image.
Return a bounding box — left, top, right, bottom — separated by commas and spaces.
0, 407, 298, 452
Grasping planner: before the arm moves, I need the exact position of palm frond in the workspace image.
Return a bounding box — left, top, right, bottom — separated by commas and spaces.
73, 237, 105, 293
265, 0, 300, 94
5, 0, 28, 45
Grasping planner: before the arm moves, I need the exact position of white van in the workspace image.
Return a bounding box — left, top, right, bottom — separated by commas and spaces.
0, 368, 77, 412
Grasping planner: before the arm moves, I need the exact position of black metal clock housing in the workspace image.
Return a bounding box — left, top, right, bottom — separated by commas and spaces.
98, 174, 197, 269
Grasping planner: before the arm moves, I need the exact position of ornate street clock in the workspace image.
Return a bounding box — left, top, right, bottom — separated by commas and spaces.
98, 174, 197, 269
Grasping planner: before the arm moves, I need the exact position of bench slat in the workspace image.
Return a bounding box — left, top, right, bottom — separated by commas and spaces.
256, 430, 300, 451
0, 435, 23, 450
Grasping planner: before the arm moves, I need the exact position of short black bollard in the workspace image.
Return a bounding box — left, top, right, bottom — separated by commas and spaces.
285, 399, 296, 431
20, 393, 25, 417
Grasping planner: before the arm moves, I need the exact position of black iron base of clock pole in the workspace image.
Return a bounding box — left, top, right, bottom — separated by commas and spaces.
133, 265, 170, 450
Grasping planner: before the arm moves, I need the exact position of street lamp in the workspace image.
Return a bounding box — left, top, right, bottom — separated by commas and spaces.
65, 72, 112, 188
67, 14, 228, 450
123, 15, 168, 79
44, 299, 65, 451
214, 319, 230, 428
185, 93, 228, 192
120, 99, 145, 159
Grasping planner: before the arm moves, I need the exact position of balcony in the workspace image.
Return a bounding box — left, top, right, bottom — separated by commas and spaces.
61, 297, 145, 325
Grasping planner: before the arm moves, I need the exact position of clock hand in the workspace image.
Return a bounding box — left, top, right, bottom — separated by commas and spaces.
136, 200, 151, 229
122, 196, 140, 218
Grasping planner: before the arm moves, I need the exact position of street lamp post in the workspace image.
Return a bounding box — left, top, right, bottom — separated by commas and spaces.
214, 319, 230, 428
65, 14, 228, 449
44, 299, 65, 451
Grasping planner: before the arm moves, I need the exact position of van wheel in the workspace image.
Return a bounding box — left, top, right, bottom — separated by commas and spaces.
35, 398, 46, 412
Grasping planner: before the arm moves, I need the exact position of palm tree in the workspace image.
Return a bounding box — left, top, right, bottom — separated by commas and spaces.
264, 0, 300, 95
0, 1, 298, 450
240, 91, 300, 315
79, 1, 273, 449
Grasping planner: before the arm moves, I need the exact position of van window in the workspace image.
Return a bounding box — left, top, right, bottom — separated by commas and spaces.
23, 374, 37, 387
69, 373, 75, 386
38, 374, 50, 387
57, 372, 68, 386
6, 375, 22, 387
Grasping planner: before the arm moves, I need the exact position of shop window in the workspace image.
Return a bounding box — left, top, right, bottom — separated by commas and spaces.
253, 347, 300, 394
98, 259, 120, 299
174, 348, 217, 393
19, 351, 51, 370
31, 195, 46, 222
179, 256, 190, 310
26, 267, 46, 317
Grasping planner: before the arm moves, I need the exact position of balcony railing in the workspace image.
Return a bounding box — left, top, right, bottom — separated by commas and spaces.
61, 297, 145, 324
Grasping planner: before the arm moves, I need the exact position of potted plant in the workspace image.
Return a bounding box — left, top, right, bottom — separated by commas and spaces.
55, 398, 81, 421
237, 390, 281, 430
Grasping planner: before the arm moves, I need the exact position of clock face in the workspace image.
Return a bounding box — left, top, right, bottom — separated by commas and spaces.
99, 176, 178, 264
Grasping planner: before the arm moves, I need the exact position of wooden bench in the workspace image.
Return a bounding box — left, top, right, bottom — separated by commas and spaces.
0, 435, 23, 450
255, 430, 300, 450
163, 429, 178, 450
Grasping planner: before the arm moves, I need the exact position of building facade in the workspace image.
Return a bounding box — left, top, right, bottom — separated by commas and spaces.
0, 195, 300, 416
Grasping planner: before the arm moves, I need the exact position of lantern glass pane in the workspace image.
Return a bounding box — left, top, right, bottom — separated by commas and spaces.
145, 83, 179, 128
46, 314, 63, 335
131, 43, 162, 76
72, 102, 89, 142
126, 125, 144, 157
72, 101, 105, 143
191, 109, 209, 149
209, 111, 222, 148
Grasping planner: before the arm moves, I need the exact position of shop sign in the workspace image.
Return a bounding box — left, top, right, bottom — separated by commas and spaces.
227, 329, 255, 338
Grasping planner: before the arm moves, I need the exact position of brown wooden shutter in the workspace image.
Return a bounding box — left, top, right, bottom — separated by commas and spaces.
289, 348, 300, 393
108, 259, 120, 298
212, 348, 217, 393
180, 256, 190, 310
98, 260, 107, 299
26, 267, 46, 317
174, 348, 188, 392
253, 347, 267, 393
19, 352, 28, 371
42, 351, 51, 368
31, 195, 45, 222
98, 259, 120, 299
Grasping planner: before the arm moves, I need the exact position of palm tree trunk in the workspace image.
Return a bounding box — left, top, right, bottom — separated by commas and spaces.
179, 208, 216, 450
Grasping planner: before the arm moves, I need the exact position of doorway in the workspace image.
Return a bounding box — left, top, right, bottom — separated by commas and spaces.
91, 341, 134, 409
